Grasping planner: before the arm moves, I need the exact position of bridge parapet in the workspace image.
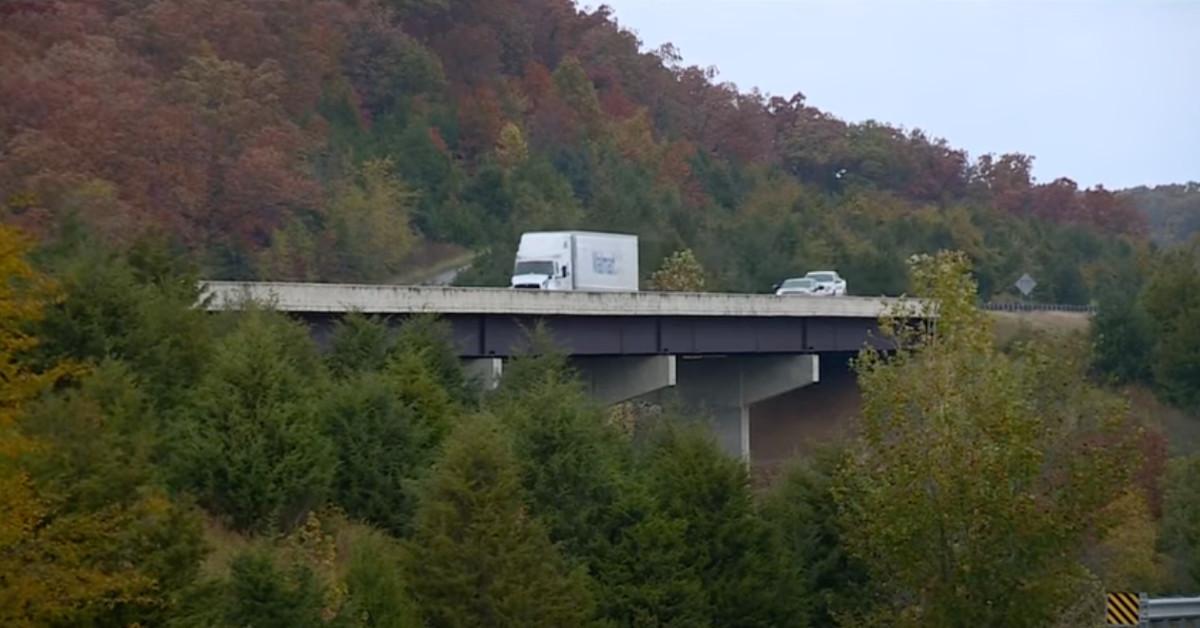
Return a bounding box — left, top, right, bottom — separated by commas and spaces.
200, 281, 926, 319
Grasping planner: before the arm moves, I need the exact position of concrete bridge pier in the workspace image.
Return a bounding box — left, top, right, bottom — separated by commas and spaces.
464, 353, 820, 463
574, 355, 677, 405
463, 357, 504, 391
463, 356, 680, 401
675, 355, 820, 462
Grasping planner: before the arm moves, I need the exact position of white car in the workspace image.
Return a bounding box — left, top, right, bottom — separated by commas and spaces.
804, 270, 847, 296
775, 277, 819, 296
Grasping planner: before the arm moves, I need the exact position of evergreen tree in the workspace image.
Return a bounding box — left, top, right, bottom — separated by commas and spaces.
640, 421, 809, 627
327, 312, 395, 378
1091, 285, 1154, 384
406, 415, 594, 627
394, 315, 475, 406
1162, 454, 1200, 592
491, 343, 710, 625
344, 531, 421, 628
1141, 244, 1200, 412
323, 360, 450, 535
593, 500, 712, 627
35, 238, 210, 411
762, 448, 867, 627
171, 310, 335, 532
222, 552, 329, 628
490, 344, 626, 559
170, 517, 352, 628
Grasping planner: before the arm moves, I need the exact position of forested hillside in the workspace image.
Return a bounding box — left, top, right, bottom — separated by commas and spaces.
5, 2, 1200, 626
5, 225, 1199, 626
1, 0, 1148, 302
1122, 183, 1200, 246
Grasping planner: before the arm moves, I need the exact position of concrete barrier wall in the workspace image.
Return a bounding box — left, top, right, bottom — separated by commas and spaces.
200, 281, 923, 319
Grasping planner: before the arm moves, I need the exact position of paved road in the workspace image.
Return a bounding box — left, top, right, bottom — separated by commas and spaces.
423, 264, 470, 286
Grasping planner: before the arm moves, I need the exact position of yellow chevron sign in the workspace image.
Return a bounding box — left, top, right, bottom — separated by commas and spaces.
1107, 592, 1140, 626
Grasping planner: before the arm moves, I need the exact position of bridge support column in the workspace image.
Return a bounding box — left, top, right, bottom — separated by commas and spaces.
574, 356, 677, 405
463, 357, 503, 391
676, 355, 819, 462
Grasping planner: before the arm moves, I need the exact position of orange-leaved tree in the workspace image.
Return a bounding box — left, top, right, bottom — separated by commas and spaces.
0, 226, 71, 452
0, 226, 161, 627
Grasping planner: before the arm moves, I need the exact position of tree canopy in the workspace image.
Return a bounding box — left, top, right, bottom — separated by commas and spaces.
0, 0, 1149, 303
837, 252, 1142, 627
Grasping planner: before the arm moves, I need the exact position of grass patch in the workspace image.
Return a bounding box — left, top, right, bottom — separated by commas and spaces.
991, 310, 1091, 346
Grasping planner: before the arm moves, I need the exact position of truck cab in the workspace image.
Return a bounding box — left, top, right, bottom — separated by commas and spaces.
511, 232, 573, 290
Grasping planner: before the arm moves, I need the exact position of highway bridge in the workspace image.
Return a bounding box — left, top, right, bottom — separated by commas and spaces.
201, 281, 927, 462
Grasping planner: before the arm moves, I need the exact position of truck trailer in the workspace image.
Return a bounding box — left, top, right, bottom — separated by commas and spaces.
510, 231, 638, 291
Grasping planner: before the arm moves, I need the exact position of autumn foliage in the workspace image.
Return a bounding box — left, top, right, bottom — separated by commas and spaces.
649, 248, 706, 291
0, 3, 1192, 622
1, 0, 1146, 301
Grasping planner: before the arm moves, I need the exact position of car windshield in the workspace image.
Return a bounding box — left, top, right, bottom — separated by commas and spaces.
807, 273, 836, 283
781, 278, 814, 288
514, 260, 556, 276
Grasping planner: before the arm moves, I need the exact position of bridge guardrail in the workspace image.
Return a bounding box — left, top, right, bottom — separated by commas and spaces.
1107, 592, 1200, 626
982, 302, 1097, 314
1146, 595, 1200, 625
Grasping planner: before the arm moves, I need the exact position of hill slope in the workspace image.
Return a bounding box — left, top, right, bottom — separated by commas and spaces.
1122, 183, 1200, 246
1, 0, 1148, 302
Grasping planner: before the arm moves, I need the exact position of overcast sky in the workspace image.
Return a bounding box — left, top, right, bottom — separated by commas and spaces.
603, 0, 1198, 189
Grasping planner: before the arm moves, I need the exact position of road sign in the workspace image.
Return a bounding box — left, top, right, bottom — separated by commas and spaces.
1015, 273, 1037, 296
1107, 591, 1140, 626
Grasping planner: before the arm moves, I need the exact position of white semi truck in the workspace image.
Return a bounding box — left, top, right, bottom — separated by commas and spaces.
510, 231, 639, 291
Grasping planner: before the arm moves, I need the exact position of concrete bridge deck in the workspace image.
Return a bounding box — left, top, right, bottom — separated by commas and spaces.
200, 281, 920, 319
200, 281, 925, 358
